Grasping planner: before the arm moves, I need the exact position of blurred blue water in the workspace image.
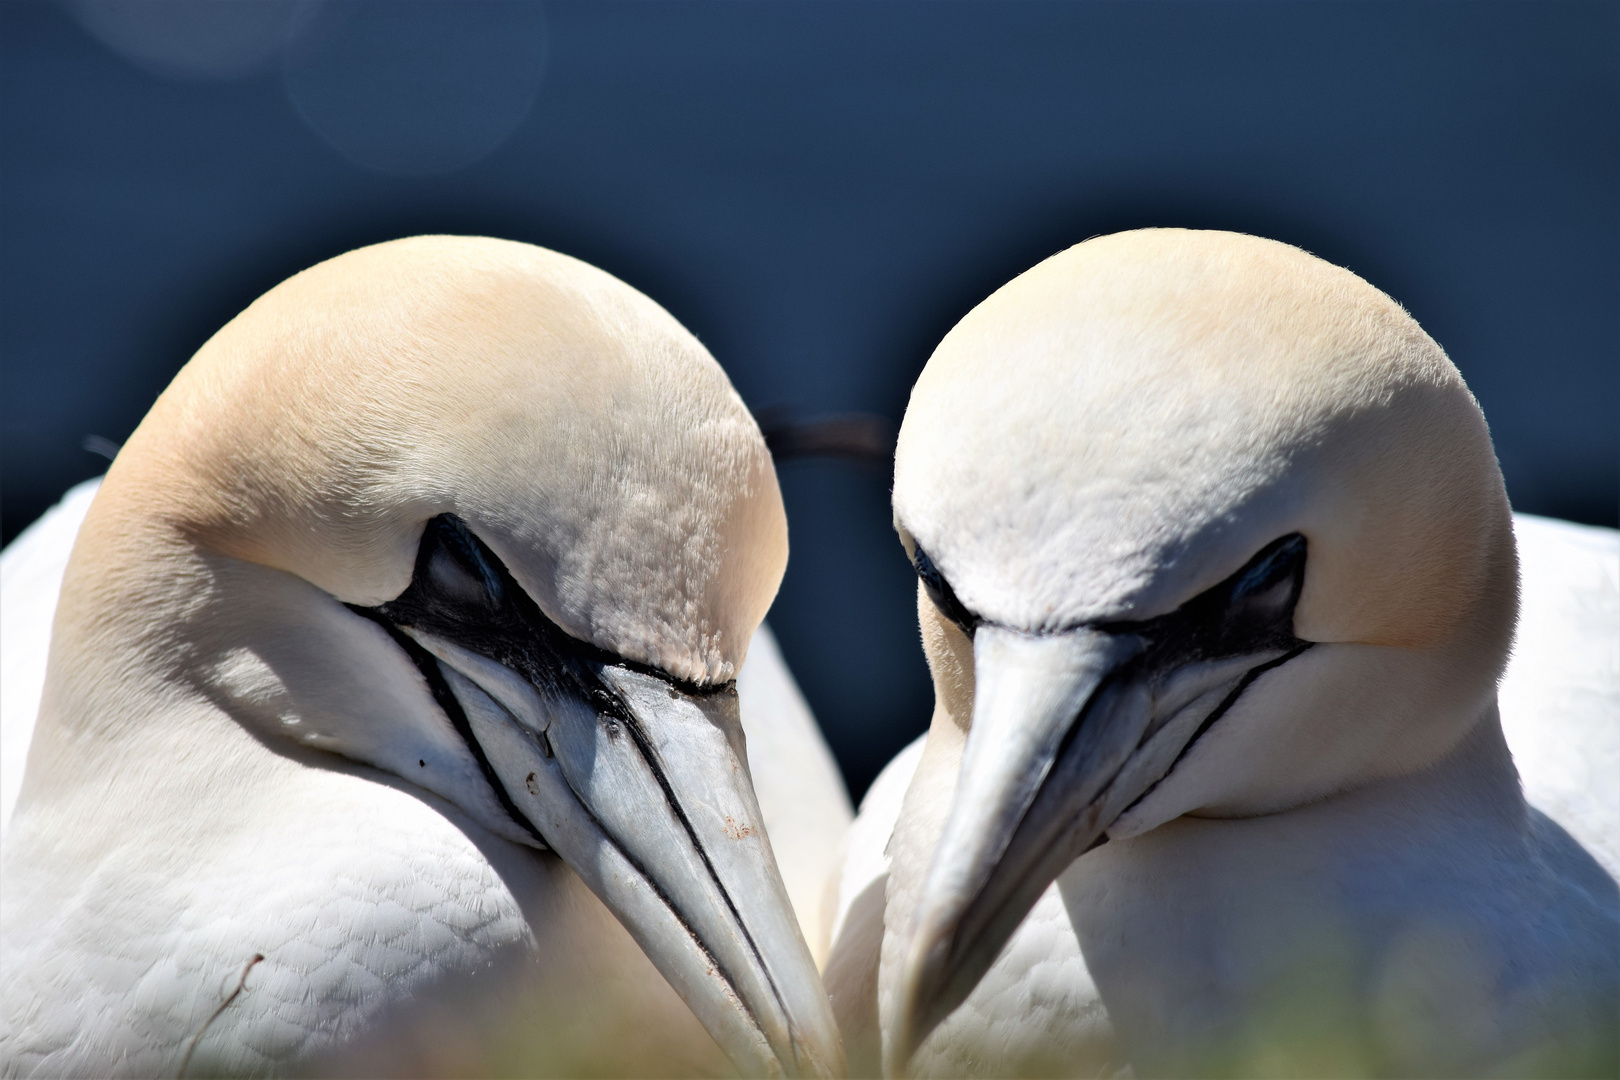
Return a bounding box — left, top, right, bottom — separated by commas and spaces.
3, 0, 1615, 797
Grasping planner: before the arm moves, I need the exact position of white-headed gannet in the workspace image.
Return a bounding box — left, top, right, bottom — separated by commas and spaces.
825, 229, 1618, 1078
0, 236, 845, 1078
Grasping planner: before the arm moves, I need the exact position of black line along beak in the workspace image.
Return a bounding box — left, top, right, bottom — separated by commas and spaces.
889, 534, 1312, 1072
353, 516, 843, 1079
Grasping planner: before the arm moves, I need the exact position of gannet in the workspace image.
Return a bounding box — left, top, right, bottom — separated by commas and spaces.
0, 236, 845, 1078
824, 229, 1619, 1078
0, 479, 854, 966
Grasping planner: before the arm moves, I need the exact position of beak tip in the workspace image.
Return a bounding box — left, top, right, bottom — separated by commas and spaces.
882, 1026, 921, 1080
801, 1041, 849, 1080
780, 1001, 848, 1080
884, 945, 946, 1079
898, 902, 966, 1052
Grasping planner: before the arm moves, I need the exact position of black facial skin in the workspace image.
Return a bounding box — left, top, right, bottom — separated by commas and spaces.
910, 532, 1308, 656
912, 545, 980, 637
346, 514, 727, 845
910, 532, 1315, 810
1102, 533, 1310, 668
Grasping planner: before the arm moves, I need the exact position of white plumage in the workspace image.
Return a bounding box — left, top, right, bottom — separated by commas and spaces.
1498, 515, 1620, 881
1, 478, 101, 836
825, 229, 1618, 1078
0, 237, 848, 1079
828, 513, 1619, 1077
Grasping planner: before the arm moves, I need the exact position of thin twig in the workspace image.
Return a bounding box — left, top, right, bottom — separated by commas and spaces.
756, 410, 896, 464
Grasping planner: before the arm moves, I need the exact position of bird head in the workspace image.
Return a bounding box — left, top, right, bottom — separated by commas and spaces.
38, 236, 841, 1078
882, 228, 1516, 1072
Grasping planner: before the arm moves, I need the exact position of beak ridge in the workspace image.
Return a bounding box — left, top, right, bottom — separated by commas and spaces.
418, 633, 844, 1079
888, 626, 1145, 1074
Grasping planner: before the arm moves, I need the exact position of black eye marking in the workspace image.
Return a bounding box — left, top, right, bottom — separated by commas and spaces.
347, 514, 730, 847
381, 516, 719, 697
1100, 532, 1309, 669
911, 532, 1307, 657
1221, 533, 1307, 644
912, 545, 980, 636
422, 515, 503, 610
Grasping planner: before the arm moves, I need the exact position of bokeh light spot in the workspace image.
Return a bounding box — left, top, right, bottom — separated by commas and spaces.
69, 0, 305, 80
283, 0, 547, 176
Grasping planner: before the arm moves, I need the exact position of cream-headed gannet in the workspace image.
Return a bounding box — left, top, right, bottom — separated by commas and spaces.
0, 237, 844, 1078
1, 483, 855, 970
825, 229, 1618, 1078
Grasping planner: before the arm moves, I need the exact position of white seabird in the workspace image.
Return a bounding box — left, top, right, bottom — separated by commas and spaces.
0, 236, 845, 1078
0, 480, 854, 968
824, 229, 1619, 1078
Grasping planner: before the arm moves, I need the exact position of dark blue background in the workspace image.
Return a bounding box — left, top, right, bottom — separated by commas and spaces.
4, 1, 1615, 798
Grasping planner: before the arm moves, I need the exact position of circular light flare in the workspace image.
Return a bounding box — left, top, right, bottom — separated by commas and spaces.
281, 0, 549, 177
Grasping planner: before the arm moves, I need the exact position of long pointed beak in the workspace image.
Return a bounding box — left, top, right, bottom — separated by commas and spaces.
887, 624, 1287, 1074
417, 634, 844, 1079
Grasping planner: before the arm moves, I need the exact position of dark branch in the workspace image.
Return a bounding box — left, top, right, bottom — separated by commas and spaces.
755, 410, 896, 464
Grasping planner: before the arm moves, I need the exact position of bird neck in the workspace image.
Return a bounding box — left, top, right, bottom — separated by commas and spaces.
1065, 702, 1537, 1075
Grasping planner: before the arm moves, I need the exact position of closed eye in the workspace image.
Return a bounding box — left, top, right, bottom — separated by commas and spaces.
424, 517, 505, 610
911, 545, 980, 636
911, 532, 1307, 662
1102, 532, 1309, 665
1222, 533, 1308, 642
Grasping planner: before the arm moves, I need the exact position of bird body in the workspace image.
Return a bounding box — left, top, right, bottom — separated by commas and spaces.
1, 236, 845, 1078
826, 229, 1618, 1077
1499, 515, 1619, 881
